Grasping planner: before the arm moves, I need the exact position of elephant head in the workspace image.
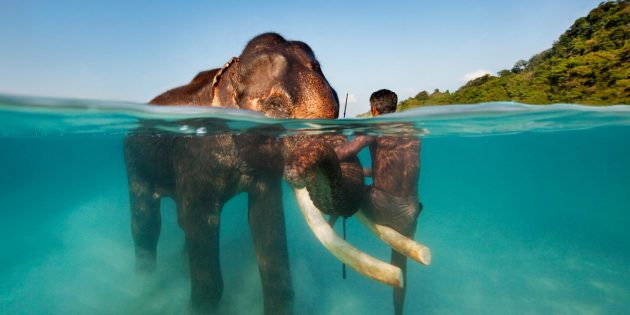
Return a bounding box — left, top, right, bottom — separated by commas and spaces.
152, 32, 339, 119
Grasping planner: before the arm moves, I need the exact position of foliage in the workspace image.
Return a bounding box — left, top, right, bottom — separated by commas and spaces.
399, 0, 630, 111
511, 60, 528, 74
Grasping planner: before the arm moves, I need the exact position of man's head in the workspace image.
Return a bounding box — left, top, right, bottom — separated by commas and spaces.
369, 89, 398, 116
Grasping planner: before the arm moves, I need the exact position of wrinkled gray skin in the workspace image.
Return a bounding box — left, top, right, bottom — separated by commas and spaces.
124, 33, 363, 314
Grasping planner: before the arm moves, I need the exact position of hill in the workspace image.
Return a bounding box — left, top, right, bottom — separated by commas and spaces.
399, 0, 630, 110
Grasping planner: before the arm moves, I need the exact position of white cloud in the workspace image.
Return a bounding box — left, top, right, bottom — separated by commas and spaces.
460, 69, 492, 82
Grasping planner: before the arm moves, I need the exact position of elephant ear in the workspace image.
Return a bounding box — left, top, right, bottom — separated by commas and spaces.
210, 57, 241, 107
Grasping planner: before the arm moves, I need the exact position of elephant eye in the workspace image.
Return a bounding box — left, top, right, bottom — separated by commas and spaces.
265, 95, 287, 108
263, 94, 292, 117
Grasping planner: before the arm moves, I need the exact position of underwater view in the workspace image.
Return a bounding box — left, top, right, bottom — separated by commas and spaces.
1, 94, 629, 314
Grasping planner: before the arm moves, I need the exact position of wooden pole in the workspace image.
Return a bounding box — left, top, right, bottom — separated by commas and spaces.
343, 93, 348, 118
342, 216, 347, 279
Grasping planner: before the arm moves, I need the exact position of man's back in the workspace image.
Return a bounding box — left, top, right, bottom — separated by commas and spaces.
370, 135, 420, 198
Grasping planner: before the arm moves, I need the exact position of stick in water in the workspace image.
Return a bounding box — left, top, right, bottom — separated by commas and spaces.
342, 216, 347, 279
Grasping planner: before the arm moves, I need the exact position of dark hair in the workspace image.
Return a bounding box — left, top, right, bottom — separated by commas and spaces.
369, 89, 397, 114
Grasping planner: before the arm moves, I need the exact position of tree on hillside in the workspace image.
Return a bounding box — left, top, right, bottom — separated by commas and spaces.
497, 69, 512, 77
511, 59, 528, 73
415, 91, 429, 100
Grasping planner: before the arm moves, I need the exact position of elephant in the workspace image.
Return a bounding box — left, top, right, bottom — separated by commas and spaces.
124, 33, 428, 314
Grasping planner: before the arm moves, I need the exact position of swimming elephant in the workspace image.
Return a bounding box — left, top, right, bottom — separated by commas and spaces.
124, 33, 422, 314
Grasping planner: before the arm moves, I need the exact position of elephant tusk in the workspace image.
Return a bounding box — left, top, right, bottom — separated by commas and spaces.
355, 211, 432, 266
294, 188, 403, 288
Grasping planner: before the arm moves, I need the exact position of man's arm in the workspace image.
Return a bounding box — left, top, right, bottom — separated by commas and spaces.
335, 135, 375, 161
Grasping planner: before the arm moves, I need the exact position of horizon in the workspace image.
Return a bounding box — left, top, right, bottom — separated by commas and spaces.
0, 0, 603, 117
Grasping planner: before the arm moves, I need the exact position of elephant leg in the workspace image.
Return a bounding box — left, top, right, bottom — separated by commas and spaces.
129, 178, 161, 272
182, 200, 223, 313
249, 179, 294, 315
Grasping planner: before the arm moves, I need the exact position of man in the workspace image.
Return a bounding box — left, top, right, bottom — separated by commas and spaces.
335, 89, 422, 315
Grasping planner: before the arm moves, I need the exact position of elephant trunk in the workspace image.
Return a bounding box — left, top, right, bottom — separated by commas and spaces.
283, 134, 361, 217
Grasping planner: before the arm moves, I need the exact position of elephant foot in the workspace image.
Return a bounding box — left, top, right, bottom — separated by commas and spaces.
135, 247, 157, 273
189, 297, 219, 315
189, 281, 223, 314
262, 290, 293, 315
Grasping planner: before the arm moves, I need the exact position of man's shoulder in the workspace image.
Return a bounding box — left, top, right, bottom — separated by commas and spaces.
376, 135, 419, 145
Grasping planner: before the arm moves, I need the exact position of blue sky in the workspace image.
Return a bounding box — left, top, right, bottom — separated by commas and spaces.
0, 0, 602, 116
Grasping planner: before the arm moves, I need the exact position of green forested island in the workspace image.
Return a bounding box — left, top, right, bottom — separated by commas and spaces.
399, 0, 629, 111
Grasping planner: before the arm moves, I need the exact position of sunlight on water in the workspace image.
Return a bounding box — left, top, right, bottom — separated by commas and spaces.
1, 94, 629, 314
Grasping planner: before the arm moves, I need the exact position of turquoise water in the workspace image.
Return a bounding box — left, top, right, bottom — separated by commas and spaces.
1, 94, 630, 314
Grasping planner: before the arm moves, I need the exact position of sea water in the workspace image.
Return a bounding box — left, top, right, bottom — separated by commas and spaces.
1, 94, 629, 314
